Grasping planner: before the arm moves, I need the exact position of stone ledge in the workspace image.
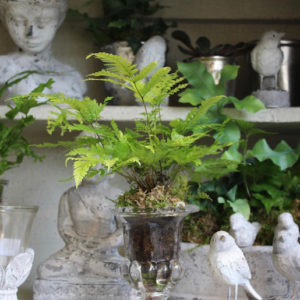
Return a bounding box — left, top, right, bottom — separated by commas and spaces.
170, 244, 288, 300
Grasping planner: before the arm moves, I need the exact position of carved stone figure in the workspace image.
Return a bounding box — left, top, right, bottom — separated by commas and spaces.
251, 30, 289, 107
34, 175, 136, 300
208, 231, 262, 300
229, 213, 261, 248
102, 36, 167, 106
0, 0, 86, 102
101, 41, 136, 105
272, 213, 300, 299
274, 212, 300, 240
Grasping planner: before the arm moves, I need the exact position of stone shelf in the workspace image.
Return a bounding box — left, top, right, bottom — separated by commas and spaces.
1, 105, 300, 123
0, 105, 299, 142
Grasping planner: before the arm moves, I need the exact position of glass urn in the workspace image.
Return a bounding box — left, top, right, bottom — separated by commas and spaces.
0, 205, 38, 300
117, 205, 199, 300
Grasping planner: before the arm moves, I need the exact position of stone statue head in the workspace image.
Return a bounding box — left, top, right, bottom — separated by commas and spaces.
0, 0, 68, 54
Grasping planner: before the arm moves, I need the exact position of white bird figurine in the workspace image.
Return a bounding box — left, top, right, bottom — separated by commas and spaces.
229, 213, 261, 248
274, 212, 300, 241
134, 35, 167, 81
251, 30, 285, 90
208, 231, 262, 300
272, 230, 300, 300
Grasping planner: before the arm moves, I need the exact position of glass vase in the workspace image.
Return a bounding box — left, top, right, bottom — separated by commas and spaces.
116, 205, 199, 300
0, 205, 38, 300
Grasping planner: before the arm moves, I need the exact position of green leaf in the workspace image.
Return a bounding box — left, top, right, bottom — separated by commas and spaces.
228, 95, 265, 113
249, 139, 299, 170
218, 64, 239, 83
221, 145, 243, 163
177, 61, 213, 89
214, 121, 240, 144
229, 199, 250, 220
226, 185, 237, 202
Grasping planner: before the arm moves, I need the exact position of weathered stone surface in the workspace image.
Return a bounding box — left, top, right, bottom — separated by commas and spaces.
0, 0, 86, 102
253, 89, 290, 108
34, 279, 137, 300
170, 244, 288, 300
33, 175, 138, 300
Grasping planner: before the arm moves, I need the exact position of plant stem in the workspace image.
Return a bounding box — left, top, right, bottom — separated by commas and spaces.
242, 134, 251, 199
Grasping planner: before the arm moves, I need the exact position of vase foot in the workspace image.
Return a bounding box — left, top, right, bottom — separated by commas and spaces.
144, 292, 165, 300
0, 289, 18, 300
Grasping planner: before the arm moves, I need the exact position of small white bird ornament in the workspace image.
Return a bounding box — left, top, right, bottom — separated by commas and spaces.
208, 231, 262, 300
274, 212, 300, 241
230, 213, 261, 248
135, 35, 167, 81
251, 30, 285, 89
272, 230, 300, 300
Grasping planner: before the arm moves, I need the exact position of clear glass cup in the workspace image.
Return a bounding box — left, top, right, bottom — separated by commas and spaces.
116, 205, 199, 300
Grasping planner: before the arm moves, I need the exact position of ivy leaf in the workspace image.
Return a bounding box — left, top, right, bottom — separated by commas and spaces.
218, 64, 239, 84
221, 145, 243, 163
229, 199, 250, 220
226, 185, 238, 202
228, 95, 265, 113
248, 139, 299, 170
214, 121, 240, 144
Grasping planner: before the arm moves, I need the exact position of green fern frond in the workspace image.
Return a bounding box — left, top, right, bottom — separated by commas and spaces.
87, 52, 137, 77
132, 62, 157, 82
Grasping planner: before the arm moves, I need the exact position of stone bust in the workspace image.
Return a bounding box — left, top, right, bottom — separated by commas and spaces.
0, 0, 86, 101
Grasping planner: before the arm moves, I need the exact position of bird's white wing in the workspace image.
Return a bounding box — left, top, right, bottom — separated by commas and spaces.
292, 245, 300, 270
250, 48, 258, 71
210, 249, 251, 286
229, 248, 252, 280
135, 36, 166, 77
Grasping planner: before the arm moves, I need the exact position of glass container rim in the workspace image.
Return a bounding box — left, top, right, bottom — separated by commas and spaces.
197, 55, 234, 61
0, 205, 39, 213
280, 39, 300, 47
116, 204, 199, 217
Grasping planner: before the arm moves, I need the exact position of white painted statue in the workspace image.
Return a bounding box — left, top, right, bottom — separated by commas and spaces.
208, 231, 262, 300
274, 212, 300, 240
0, 0, 86, 102
229, 213, 261, 248
251, 30, 289, 107
34, 175, 136, 299
272, 213, 300, 299
102, 35, 167, 105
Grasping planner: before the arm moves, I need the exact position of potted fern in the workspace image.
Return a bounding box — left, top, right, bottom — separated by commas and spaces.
18, 52, 236, 299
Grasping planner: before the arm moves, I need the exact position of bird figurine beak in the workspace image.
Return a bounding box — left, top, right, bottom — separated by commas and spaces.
279, 32, 285, 39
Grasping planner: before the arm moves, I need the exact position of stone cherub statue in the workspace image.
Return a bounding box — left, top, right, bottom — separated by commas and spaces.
34, 174, 136, 299
0, 0, 86, 102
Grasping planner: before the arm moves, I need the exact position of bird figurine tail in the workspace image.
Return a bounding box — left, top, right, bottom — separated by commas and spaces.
242, 281, 262, 300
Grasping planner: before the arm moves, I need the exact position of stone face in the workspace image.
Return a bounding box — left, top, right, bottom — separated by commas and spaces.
169, 244, 288, 300
0, 0, 86, 101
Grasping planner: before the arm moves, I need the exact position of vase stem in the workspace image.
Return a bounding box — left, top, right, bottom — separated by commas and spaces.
145, 292, 165, 300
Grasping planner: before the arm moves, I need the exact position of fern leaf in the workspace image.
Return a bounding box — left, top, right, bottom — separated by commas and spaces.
87, 52, 137, 77
132, 62, 157, 82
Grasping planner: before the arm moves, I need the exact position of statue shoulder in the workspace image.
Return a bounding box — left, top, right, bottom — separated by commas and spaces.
0, 53, 21, 81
